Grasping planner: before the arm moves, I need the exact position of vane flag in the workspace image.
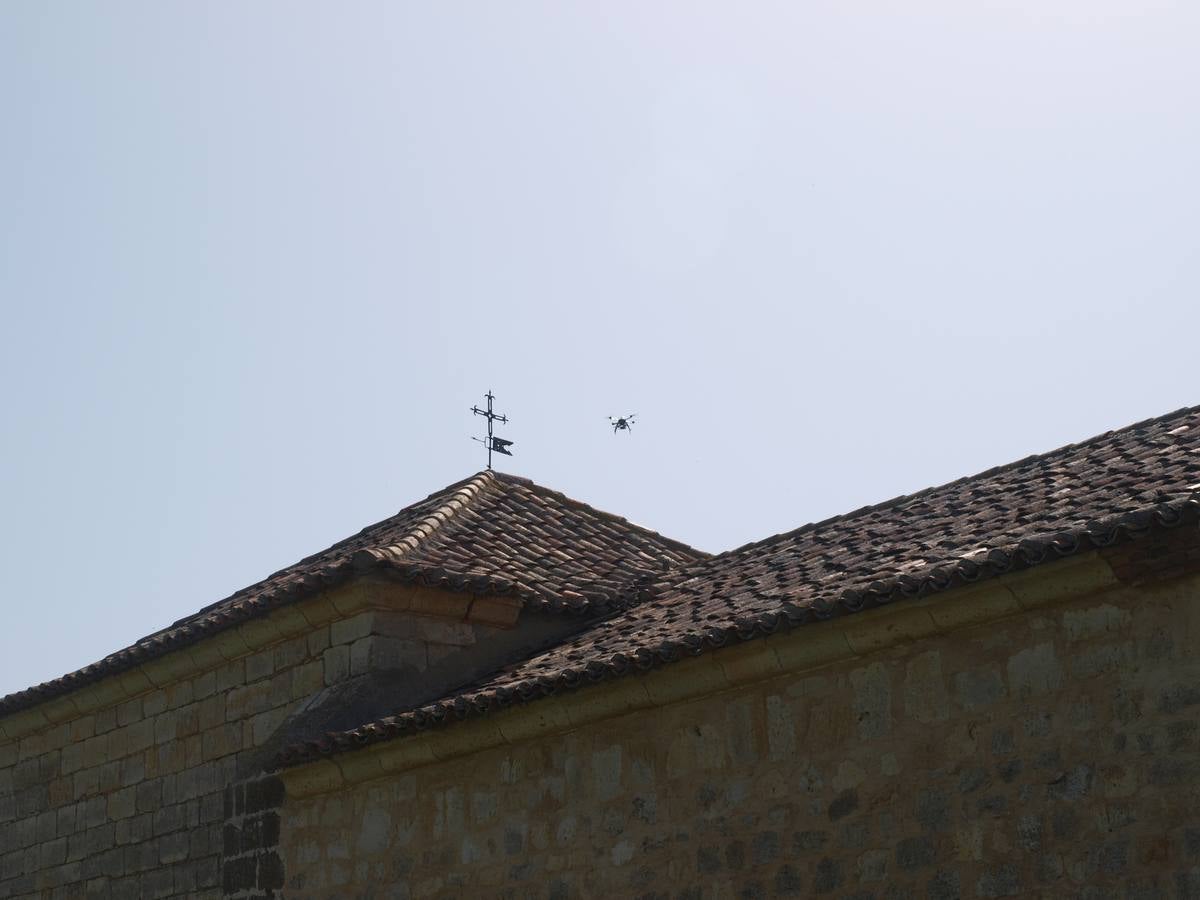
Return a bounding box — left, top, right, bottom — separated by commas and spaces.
471, 390, 513, 469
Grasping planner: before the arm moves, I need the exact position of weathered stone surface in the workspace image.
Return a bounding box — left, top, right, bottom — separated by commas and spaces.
4, 551, 1200, 899
953, 666, 1007, 710
0, 591, 340, 898
849, 662, 892, 739
1007, 642, 1064, 698
256, 574, 1200, 898
904, 651, 949, 724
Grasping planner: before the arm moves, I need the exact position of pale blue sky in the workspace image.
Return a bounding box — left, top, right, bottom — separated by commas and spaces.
2, 1, 1197, 696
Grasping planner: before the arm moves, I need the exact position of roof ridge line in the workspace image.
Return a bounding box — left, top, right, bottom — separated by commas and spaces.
354, 471, 497, 567
488, 470, 711, 559
701, 402, 1200, 564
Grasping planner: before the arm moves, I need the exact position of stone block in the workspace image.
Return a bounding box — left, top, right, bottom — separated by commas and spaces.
222, 855, 257, 895
718, 640, 783, 686
251, 706, 290, 747
896, 836, 934, 871
1006, 553, 1117, 609
141, 690, 167, 719
560, 677, 651, 731
724, 698, 759, 766
152, 710, 178, 745
157, 830, 190, 865
977, 863, 1021, 898
72, 765, 100, 800
119, 754, 144, 787
152, 803, 184, 836
225, 681, 272, 722
912, 785, 951, 832
306, 626, 331, 658
858, 849, 889, 882
828, 790, 858, 822
33, 807, 55, 842
813, 857, 843, 893
115, 667, 154, 699
191, 670, 216, 701
1062, 604, 1130, 642
413, 618, 477, 647
52, 800, 75, 834
462, 594, 519, 627
1007, 643, 1063, 699
202, 722, 242, 761
928, 582, 1022, 631
196, 695, 225, 733
770, 624, 855, 672
953, 667, 1007, 710
765, 695, 797, 761
1069, 642, 1135, 679
136, 780, 162, 814
281, 760, 344, 797
291, 660, 325, 700
273, 634, 309, 672
106, 787, 136, 822
214, 659, 245, 694
37, 837, 67, 869
323, 645, 351, 686
165, 680, 194, 711
849, 662, 892, 739
93, 705, 117, 735
231, 616, 282, 655
356, 636, 428, 675
331, 611, 376, 647
59, 742, 85, 777
258, 851, 285, 890
125, 719, 154, 755
904, 651, 949, 724
842, 606, 939, 655
644, 655, 730, 707
174, 703, 200, 738
67, 716, 95, 743
80, 735, 109, 770
184, 736, 202, 769
245, 649, 276, 684
591, 746, 622, 801
209, 628, 252, 662
927, 869, 961, 900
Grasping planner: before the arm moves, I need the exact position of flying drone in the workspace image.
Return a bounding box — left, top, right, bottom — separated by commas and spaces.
609, 414, 637, 434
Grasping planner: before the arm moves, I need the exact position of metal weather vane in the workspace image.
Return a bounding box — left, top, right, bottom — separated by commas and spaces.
471, 390, 513, 469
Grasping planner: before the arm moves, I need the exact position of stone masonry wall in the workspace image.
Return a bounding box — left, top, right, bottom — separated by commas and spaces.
0, 623, 331, 899
0, 582, 522, 899
279, 573, 1200, 899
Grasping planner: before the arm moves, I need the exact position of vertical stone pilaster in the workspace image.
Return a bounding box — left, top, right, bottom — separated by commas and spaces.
221, 775, 285, 899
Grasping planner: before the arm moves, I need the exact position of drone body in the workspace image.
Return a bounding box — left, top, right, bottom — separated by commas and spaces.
609, 414, 637, 434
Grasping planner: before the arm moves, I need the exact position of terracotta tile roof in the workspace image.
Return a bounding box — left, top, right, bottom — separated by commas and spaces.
274, 404, 1200, 767
0, 471, 705, 717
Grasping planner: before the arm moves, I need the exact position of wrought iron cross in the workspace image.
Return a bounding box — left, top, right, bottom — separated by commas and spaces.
471, 390, 513, 469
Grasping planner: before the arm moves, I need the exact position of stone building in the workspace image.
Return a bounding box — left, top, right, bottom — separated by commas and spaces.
3, 404, 1200, 899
